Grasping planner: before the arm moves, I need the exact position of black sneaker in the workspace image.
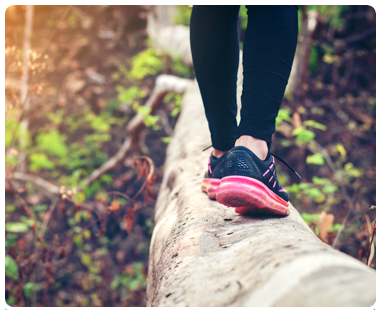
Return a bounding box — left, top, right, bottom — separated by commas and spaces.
201, 152, 226, 200
216, 146, 300, 216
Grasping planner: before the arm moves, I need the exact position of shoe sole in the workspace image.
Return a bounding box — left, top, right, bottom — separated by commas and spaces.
201, 178, 221, 200
216, 176, 290, 216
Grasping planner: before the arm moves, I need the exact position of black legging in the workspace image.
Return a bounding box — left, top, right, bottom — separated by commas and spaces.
190, 5, 299, 151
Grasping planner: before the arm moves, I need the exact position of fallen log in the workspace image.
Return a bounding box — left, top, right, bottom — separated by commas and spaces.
146, 80, 376, 307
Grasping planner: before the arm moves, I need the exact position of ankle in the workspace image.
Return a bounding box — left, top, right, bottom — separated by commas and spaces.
212, 148, 228, 158
235, 135, 268, 160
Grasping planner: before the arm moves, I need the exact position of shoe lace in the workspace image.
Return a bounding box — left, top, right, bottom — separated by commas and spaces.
271, 152, 301, 180
202, 145, 301, 180
202, 144, 213, 152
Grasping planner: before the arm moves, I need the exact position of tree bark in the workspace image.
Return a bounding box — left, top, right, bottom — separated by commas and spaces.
146, 82, 376, 307
286, 7, 319, 101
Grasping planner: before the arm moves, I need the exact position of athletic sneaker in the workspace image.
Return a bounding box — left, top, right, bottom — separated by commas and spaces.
216, 146, 301, 216
201, 152, 226, 200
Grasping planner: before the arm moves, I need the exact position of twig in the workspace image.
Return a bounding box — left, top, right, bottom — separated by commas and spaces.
8, 171, 61, 195
18, 5, 34, 172
107, 191, 130, 201
35, 201, 57, 244
366, 220, 376, 267
158, 110, 173, 136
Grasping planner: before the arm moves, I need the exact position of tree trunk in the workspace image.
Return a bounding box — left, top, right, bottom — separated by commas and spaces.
286, 6, 319, 101
146, 81, 375, 307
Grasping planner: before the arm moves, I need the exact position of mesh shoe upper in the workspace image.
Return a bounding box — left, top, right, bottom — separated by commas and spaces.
222, 146, 289, 202
204, 153, 226, 180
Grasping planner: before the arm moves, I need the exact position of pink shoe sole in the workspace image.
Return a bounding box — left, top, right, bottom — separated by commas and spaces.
216, 176, 290, 216
201, 178, 221, 200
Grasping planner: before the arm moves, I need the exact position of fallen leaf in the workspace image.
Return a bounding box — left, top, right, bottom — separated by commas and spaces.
292, 112, 302, 128
318, 211, 334, 242
54, 234, 60, 246
109, 199, 120, 211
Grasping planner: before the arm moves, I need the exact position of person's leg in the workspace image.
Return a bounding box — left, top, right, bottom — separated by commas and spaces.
190, 5, 241, 156
236, 5, 299, 160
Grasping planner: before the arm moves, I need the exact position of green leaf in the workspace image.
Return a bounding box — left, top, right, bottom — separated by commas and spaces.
275, 108, 291, 126
128, 280, 139, 291
312, 176, 331, 185
116, 85, 147, 104
306, 153, 325, 165
6, 204, 16, 212
91, 116, 110, 132
5, 222, 29, 233
73, 234, 83, 248
322, 185, 338, 193
143, 114, 160, 127
329, 223, 343, 232
161, 137, 171, 143
171, 107, 180, 117
100, 174, 113, 184
74, 211, 82, 223
137, 106, 151, 116
29, 153, 55, 171
98, 237, 110, 244
284, 183, 300, 193
301, 212, 320, 226
303, 120, 327, 131
32, 204, 48, 212
36, 129, 68, 157
24, 282, 37, 298
292, 127, 316, 143
81, 253, 92, 266
128, 48, 163, 80
6, 234, 18, 247
83, 181, 101, 197
5, 155, 18, 166
344, 162, 363, 177
299, 183, 312, 190
6, 296, 16, 306
96, 247, 109, 256
335, 143, 347, 157
74, 191, 86, 203
83, 229, 91, 240
5, 255, 19, 280
46, 109, 64, 124
110, 277, 120, 290
174, 5, 192, 27
303, 187, 323, 198
5, 118, 32, 148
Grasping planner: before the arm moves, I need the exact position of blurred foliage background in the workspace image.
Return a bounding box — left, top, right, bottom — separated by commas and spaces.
4, 5, 376, 307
